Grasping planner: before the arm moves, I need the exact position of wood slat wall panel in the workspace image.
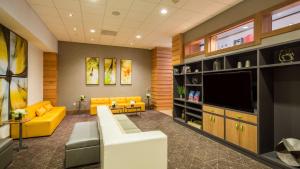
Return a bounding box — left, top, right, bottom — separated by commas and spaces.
43, 52, 58, 105
172, 34, 183, 65
151, 47, 172, 111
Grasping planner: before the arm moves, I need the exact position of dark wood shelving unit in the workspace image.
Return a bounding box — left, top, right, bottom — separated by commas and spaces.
173, 39, 300, 169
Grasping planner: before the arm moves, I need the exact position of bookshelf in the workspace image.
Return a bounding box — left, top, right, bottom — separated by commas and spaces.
173, 39, 300, 169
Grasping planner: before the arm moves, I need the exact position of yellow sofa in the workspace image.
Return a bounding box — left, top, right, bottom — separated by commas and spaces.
11, 101, 66, 139
90, 96, 145, 115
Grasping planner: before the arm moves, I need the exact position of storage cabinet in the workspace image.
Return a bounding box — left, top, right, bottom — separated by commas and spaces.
226, 118, 257, 153
203, 112, 224, 139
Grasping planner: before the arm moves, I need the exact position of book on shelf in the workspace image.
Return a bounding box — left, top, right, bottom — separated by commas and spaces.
188, 90, 195, 101
193, 91, 200, 102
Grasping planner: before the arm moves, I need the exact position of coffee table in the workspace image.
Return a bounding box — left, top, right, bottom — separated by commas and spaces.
109, 106, 124, 113
1, 118, 31, 151
125, 106, 142, 116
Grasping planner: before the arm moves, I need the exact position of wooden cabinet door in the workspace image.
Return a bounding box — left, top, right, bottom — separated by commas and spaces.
203, 113, 212, 134
239, 122, 257, 153
211, 115, 224, 139
225, 119, 240, 146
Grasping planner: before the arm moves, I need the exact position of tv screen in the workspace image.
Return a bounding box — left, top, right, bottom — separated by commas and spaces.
203, 71, 254, 112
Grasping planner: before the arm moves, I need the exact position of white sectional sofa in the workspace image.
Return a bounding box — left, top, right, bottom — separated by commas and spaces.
97, 105, 168, 169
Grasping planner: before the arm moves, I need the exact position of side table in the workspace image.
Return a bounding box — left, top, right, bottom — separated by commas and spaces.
2, 118, 31, 151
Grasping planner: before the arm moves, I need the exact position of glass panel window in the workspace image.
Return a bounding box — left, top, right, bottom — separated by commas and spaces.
185, 38, 205, 56
209, 20, 254, 52
272, 1, 300, 31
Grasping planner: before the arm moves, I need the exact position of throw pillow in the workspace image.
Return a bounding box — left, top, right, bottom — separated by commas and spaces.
36, 106, 47, 117
44, 103, 53, 111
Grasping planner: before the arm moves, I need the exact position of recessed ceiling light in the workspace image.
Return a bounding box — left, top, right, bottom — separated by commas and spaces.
73, 27, 77, 31
289, 23, 294, 26
68, 13, 73, 17
242, 26, 249, 29
136, 35, 141, 39
90, 29, 96, 33
112, 11, 120, 16
160, 8, 168, 15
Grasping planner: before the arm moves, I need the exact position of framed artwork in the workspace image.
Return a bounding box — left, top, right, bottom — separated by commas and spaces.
120, 59, 132, 85
10, 77, 27, 111
86, 57, 99, 85
0, 78, 9, 123
104, 58, 116, 85
0, 24, 28, 122
10, 31, 28, 76
0, 25, 9, 76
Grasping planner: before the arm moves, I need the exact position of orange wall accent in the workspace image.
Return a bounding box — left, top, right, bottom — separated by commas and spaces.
43, 52, 58, 105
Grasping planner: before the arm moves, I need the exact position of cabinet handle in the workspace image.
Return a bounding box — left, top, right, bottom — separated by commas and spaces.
210, 115, 213, 121
213, 116, 216, 123
235, 123, 239, 130
240, 125, 244, 132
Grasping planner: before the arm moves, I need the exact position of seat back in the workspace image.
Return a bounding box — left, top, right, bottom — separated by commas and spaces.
91, 98, 110, 105
126, 96, 142, 103
25, 101, 51, 119
110, 97, 126, 104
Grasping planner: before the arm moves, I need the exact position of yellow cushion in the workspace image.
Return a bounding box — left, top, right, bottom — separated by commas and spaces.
110, 97, 127, 104
36, 106, 47, 117
126, 96, 142, 103
91, 98, 110, 104
44, 103, 53, 111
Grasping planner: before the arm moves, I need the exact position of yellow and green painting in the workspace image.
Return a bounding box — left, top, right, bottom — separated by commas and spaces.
86, 57, 99, 85
0, 78, 9, 123
0, 25, 8, 75
10, 77, 27, 111
120, 59, 132, 85
10, 32, 27, 75
104, 58, 116, 85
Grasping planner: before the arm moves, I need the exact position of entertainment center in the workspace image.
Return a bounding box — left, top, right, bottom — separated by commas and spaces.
173, 39, 300, 169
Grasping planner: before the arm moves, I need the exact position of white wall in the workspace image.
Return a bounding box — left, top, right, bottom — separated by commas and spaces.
28, 43, 43, 104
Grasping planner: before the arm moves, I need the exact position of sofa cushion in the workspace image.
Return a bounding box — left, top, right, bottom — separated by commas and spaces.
0, 138, 13, 152
44, 103, 53, 111
91, 98, 109, 104
114, 115, 141, 133
110, 97, 127, 104
66, 121, 99, 150
126, 96, 142, 103
36, 106, 47, 117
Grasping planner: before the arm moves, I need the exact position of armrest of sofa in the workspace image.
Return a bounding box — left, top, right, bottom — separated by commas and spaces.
103, 131, 167, 169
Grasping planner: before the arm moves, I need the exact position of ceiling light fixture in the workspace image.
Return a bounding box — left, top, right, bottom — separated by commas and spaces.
73, 27, 77, 31
68, 13, 73, 17
90, 29, 96, 33
289, 23, 294, 26
135, 35, 141, 39
242, 26, 249, 29
160, 8, 168, 15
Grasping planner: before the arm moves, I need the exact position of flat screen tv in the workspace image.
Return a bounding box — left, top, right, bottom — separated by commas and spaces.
203, 71, 254, 112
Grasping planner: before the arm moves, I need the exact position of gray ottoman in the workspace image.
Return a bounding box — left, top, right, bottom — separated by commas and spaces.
65, 121, 100, 168
0, 138, 13, 169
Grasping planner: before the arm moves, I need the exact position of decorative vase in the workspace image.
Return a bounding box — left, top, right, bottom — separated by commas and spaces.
180, 95, 183, 99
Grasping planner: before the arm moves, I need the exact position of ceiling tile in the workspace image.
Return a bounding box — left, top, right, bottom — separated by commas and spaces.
53, 0, 81, 11
27, 0, 54, 7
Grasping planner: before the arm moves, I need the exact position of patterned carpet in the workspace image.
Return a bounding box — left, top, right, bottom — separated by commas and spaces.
7, 111, 270, 169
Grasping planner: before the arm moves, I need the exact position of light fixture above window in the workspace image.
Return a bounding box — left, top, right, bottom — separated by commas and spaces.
160, 8, 168, 15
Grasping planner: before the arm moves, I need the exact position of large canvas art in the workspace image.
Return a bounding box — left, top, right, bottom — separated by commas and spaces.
86, 57, 99, 85
0, 25, 8, 75
0, 78, 9, 123
0, 24, 28, 122
104, 58, 116, 85
10, 32, 27, 76
120, 59, 132, 85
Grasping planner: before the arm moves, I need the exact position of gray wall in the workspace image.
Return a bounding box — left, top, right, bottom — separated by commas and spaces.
184, 0, 286, 43
58, 41, 152, 110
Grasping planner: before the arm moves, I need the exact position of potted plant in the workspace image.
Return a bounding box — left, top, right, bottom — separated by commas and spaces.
79, 95, 86, 102
177, 86, 185, 99
11, 109, 27, 120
